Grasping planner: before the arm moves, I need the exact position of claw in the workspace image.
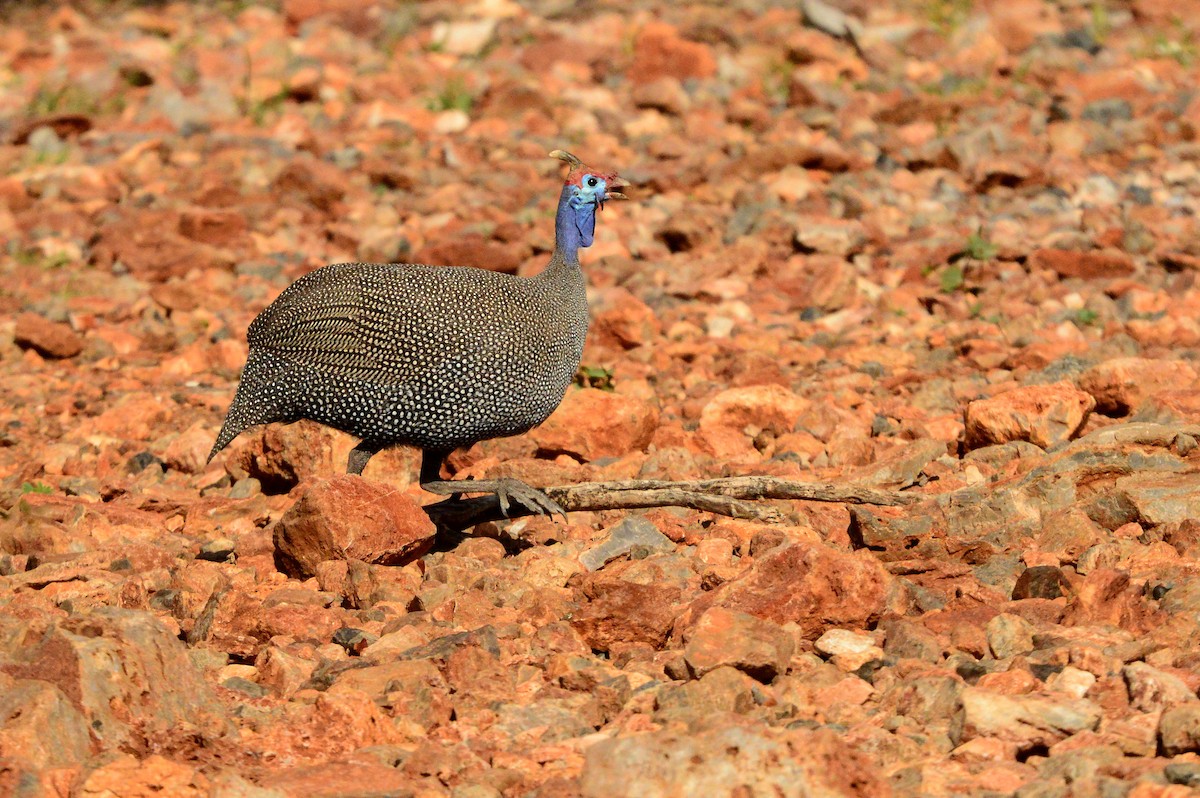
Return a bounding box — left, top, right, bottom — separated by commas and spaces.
495, 478, 567, 521
423, 476, 567, 521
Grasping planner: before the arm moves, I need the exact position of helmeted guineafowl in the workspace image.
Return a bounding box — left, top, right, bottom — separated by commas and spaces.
208, 150, 628, 516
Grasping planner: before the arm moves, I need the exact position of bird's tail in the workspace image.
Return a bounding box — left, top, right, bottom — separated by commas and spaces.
207, 351, 293, 464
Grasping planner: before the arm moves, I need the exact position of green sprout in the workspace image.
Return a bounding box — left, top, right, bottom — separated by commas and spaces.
575, 364, 615, 391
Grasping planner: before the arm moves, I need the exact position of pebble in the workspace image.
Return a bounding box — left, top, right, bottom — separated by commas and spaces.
14, 313, 84, 359
197, 537, 236, 563
814, 628, 884, 672
578, 517, 674, 571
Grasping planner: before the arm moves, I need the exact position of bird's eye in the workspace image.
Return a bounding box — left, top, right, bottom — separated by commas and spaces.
586, 177, 598, 188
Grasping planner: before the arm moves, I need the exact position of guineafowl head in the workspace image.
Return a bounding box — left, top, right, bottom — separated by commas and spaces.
550, 149, 627, 255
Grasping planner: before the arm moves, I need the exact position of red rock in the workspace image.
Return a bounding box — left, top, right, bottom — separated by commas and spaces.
148, 282, 200, 312
794, 217, 868, 257
519, 32, 611, 73
255, 642, 318, 698
13, 313, 83, 359
89, 210, 223, 282
814, 628, 885, 671
0, 608, 232, 751
581, 724, 889, 798
1158, 704, 1200, 756
1127, 783, 1198, 798
1062, 568, 1163, 635
589, 286, 661, 351
161, 421, 215, 474
258, 760, 418, 798
271, 157, 348, 211
255, 601, 344, 644
681, 543, 892, 641
225, 419, 359, 491
328, 658, 445, 702
0, 673, 92, 769
631, 77, 690, 116
0, 176, 33, 212
82, 394, 172, 443
628, 21, 717, 84
1028, 248, 1135, 279
976, 668, 1041, 696
989, 0, 1062, 53
700, 384, 809, 435
532, 389, 659, 462
412, 233, 528, 274
954, 688, 1101, 753
1078, 357, 1199, 416
683, 606, 795, 682
78, 754, 209, 797
1124, 662, 1198, 713
178, 207, 248, 248
1164, 519, 1200, 558
309, 688, 409, 749
314, 558, 378, 610
273, 475, 435, 578
653, 666, 758, 724
570, 578, 682, 652
774, 254, 859, 312
964, 383, 1095, 450
1141, 390, 1200, 423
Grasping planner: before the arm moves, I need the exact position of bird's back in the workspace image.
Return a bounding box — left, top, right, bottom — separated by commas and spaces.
236, 260, 588, 450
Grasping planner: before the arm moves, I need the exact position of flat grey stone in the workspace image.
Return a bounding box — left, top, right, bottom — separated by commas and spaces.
579, 516, 673, 572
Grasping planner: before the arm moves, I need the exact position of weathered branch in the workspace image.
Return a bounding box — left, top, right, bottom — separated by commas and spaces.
423, 475, 919, 532
560, 476, 921, 506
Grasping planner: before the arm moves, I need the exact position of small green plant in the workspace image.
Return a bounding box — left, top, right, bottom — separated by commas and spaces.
920, 74, 988, 97
27, 82, 99, 116
1146, 24, 1198, 66
1089, 2, 1112, 45
939, 264, 964, 293
575, 364, 615, 391
21, 481, 53, 495
426, 77, 473, 113
377, 7, 418, 55
214, 0, 264, 17
762, 59, 793, 105
922, 0, 972, 35
238, 49, 291, 126
9, 246, 71, 270
1073, 308, 1100, 327
248, 88, 290, 126
29, 147, 72, 167
964, 230, 998, 261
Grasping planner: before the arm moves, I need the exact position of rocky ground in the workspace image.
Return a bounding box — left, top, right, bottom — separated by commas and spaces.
5, 0, 1200, 795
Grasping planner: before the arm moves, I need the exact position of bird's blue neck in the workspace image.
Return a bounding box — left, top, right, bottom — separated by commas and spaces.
554, 185, 596, 263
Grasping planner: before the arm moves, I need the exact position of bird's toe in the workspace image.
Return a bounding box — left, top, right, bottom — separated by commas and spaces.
497, 479, 567, 520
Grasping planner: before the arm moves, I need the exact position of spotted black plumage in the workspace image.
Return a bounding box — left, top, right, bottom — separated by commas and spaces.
208, 150, 627, 515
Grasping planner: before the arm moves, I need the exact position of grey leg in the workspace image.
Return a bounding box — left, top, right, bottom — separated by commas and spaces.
418, 449, 566, 520
347, 441, 383, 475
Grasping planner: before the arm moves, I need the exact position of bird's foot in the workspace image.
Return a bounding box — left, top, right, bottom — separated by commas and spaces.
422, 478, 567, 521
493, 478, 567, 520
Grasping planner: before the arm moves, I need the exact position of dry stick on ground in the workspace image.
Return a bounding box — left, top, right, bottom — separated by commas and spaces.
424, 475, 921, 532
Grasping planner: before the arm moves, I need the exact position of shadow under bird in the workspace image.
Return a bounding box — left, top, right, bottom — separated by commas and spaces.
208, 150, 628, 517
